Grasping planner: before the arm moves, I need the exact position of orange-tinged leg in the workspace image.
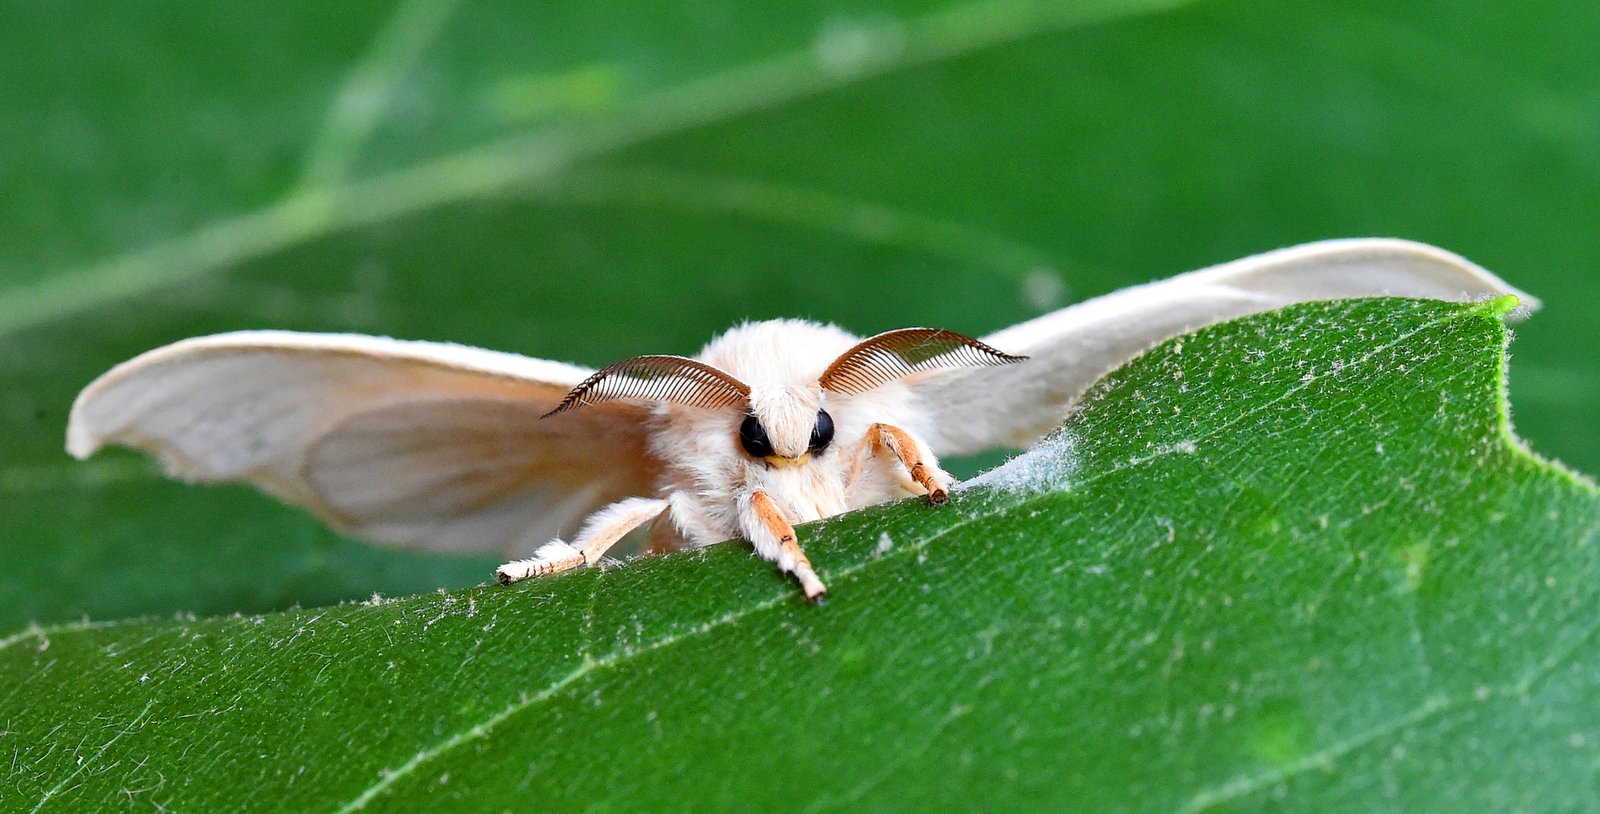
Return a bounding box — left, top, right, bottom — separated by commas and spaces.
745, 490, 827, 602
866, 423, 951, 505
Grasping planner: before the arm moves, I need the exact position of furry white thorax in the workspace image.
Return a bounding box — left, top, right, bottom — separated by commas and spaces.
646, 319, 927, 549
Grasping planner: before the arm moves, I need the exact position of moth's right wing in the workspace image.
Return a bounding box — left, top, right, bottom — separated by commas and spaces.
67, 331, 660, 556
912, 238, 1537, 455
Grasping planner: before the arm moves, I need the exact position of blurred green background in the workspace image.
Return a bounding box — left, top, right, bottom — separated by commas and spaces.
2, 0, 1595, 631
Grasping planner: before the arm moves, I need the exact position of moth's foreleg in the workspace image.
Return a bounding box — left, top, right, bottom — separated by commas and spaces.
862, 423, 952, 506
740, 490, 827, 603
496, 497, 669, 584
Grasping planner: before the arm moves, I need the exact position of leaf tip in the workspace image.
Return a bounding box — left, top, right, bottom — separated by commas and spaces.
1487, 293, 1524, 320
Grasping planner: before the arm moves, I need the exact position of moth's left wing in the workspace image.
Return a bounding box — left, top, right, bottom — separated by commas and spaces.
911, 238, 1537, 456
67, 331, 659, 556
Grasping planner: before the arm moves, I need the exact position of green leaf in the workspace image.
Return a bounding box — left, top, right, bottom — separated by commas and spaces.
5, 299, 1596, 811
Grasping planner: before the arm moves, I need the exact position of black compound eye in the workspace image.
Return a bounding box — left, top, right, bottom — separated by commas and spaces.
739, 413, 774, 458
809, 409, 835, 454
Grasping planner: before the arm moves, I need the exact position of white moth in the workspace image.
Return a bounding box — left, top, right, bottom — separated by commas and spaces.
67, 239, 1533, 602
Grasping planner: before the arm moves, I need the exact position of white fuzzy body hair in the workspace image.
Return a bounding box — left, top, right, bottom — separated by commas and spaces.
648, 319, 925, 549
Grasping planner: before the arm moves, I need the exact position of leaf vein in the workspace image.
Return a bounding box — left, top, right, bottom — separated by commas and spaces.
298, 0, 465, 188
524, 165, 1060, 278
335, 481, 1018, 810
28, 699, 156, 814
0, 0, 1194, 337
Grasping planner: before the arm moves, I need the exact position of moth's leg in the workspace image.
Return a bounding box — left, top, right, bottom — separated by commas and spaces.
496, 497, 669, 584
856, 423, 952, 506
739, 490, 827, 602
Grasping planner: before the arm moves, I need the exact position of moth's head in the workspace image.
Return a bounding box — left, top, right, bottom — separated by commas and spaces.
740, 383, 831, 466
697, 320, 848, 469
543, 321, 1024, 470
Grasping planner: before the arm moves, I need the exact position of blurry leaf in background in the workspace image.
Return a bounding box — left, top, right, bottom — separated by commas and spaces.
1, 0, 1597, 628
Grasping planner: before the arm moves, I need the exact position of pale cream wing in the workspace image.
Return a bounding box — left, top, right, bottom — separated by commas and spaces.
67, 331, 658, 555
911, 238, 1538, 455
